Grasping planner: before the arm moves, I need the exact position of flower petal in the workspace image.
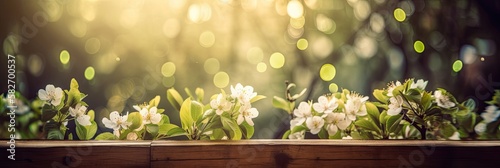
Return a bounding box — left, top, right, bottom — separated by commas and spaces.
38, 89, 49, 101
77, 115, 92, 126
237, 114, 244, 125
245, 116, 254, 126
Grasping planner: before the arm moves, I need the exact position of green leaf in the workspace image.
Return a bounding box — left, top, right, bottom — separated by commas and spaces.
463, 99, 476, 111
76, 122, 86, 140
460, 113, 476, 133
149, 95, 161, 108
355, 119, 381, 134
373, 89, 388, 103
317, 128, 328, 139
440, 122, 457, 138
167, 126, 187, 137
66, 78, 83, 107
239, 122, 255, 139
211, 128, 227, 140
221, 115, 242, 140
167, 88, 184, 111
146, 124, 159, 137
95, 132, 117, 140
158, 124, 185, 137
180, 98, 194, 130
282, 130, 291, 139
75, 121, 97, 140
195, 88, 204, 102
329, 129, 342, 139
191, 101, 204, 123
379, 111, 388, 126
184, 88, 194, 99
386, 114, 402, 133
161, 115, 170, 124
421, 91, 433, 110
273, 96, 292, 114
250, 95, 266, 103
127, 112, 143, 130
41, 104, 58, 122
291, 125, 307, 133
47, 129, 64, 140
365, 102, 380, 126
391, 85, 405, 97
87, 121, 97, 139
88, 110, 95, 121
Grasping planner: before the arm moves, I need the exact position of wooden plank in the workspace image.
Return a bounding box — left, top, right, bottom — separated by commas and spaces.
151, 140, 500, 168
2, 140, 500, 167
1, 140, 151, 168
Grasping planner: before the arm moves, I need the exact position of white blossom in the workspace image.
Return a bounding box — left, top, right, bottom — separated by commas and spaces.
306, 116, 324, 134
113, 129, 121, 137
293, 102, 312, 125
210, 94, 232, 115
230, 83, 257, 104
38, 84, 64, 106
344, 93, 368, 121
324, 113, 351, 136
140, 107, 162, 125
448, 132, 460, 140
102, 111, 131, 131
313, 96, 338, 114
288, 131, 305, 140
69, 104, 91, 126
342, 136, 353, 140
474, 122, 487, 134
434, 90, 455, 108
411, 79, 428, 90
387, 81, 402, 97
290, 118, 303, 130
387, 96, 404, 116
237, 103, 259, 126
480, 105, 500, 123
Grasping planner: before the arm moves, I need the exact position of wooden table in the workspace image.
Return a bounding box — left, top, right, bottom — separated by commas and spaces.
2, 140, 499, 167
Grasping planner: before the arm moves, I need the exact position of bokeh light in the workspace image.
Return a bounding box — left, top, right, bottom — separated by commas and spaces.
329, 83, 338, 93
85, 38, 101, 54
320, 64, 336, 81
213, 71, 230, 88
188, 3, 212, 23
414, 40, 425, 53
85, 66, 95, 80
204, 58, 220, 74
59, 50, 70, 65
270, 52, 285, 69
246, 47, 264, 64
297, 38, 309, 50
460, 45, 477, 64
287, 0, 304, 19
452, 60, 463, 72
316, 14, 336, 34
161, 62, 176, 77
394, 8, 406, 22
199, 31, 215, 48
257, 62, 267, 73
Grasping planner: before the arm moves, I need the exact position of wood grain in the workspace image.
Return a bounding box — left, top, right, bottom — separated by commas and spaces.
1, 140, 151, 168
151, 140, 500, 168
2, 140, 499, 167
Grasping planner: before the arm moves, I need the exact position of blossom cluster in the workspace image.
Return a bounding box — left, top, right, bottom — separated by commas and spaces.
38, 79, 97, 140
279, 79, 498, 140
210, 83, 259, 126
287, 90, 368, 139
96, 96, 183, 140
474, 90, 500, 139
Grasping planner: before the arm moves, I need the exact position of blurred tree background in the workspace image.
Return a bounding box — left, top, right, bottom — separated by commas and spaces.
1, 0, 499, 139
